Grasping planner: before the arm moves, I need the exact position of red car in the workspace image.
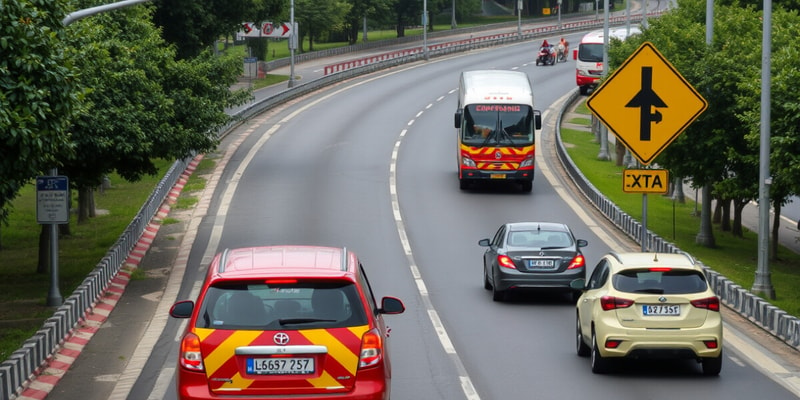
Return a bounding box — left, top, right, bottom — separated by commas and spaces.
169, 245, 405, 399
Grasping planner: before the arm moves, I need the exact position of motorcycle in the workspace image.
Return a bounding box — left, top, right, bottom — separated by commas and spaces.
535, 45, 556, 66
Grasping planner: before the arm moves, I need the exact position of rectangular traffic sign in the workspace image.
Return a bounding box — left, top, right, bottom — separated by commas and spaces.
623, 169, 669, 194
36, 176, 70, 224
238, 22, 294, 38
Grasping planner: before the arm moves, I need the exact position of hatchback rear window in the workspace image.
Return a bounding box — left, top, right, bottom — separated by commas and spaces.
195, 281, 368, 330
613, 269, 708, 294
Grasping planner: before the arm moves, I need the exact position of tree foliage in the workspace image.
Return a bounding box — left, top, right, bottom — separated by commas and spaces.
606, 0, 800, 251
63, 2, 251, 222
295, 0, 352, 52
152, 0, 284, 59
0, 0, 81, 229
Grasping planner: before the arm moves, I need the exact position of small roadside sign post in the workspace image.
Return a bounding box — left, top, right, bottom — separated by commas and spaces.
587, 42, 707, 251
37, 175, 69, 306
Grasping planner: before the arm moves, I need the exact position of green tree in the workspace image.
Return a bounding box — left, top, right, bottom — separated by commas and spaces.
152, 0, 284, 59
345, 0, 393, 44
737, 8, 800, 259
62, 3, 250, 223
0, 0, 81, 238
295, 0, 351, 52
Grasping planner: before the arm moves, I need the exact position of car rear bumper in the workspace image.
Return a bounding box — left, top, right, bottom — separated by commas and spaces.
495, 267, 585, 292
594, 319, 723, 359
576, 74, 600, 88
177, 369, 389, 400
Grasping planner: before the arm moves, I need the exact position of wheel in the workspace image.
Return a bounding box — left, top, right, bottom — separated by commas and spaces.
576, 315, 590, 357
579, 86, 588, 95
701, 351, 722, 376
520, 180, 532, 193
459, 178, 469, 190
591, 330, 610, 373
483, 266, 492, 290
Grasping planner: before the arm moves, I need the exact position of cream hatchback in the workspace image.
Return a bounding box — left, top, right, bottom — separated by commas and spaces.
571, 252, 723, 375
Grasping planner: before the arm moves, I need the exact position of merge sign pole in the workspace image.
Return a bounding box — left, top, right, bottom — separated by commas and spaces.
37, 174, 69, 306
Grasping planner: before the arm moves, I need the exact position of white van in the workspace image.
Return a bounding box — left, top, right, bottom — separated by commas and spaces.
575, 27, 641, 95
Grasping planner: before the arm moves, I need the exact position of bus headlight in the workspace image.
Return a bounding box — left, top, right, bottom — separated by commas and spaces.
461, 157, 476, 168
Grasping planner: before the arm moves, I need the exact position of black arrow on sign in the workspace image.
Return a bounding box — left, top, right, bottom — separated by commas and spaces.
625, 66, 667, 141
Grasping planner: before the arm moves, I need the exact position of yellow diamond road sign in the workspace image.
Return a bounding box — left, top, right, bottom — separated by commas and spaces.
587, 42, 707, 165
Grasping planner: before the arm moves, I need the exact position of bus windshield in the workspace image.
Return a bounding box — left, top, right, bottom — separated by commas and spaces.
461, 104, 534, 147
578, 43, 603, 62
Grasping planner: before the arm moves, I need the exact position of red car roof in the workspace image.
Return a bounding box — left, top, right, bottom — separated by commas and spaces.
207, 245, 357, 282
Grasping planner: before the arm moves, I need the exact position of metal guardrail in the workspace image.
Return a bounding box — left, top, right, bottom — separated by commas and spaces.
553, 89, 800, 349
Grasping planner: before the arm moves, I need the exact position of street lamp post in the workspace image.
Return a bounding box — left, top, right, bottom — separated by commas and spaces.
289, 0, 296, 88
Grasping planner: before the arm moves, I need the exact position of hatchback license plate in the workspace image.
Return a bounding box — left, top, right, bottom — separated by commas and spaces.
643, 305, 680, 316
246, 357, 314, 375
527, 259, 554, 268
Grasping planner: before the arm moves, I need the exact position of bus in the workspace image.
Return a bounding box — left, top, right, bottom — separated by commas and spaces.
454, 70, 542, 192
576, 26, 642, 95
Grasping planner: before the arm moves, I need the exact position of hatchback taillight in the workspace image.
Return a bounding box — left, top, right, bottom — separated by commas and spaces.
497, 255, 517, 269
691, 296, 720, 312
567, 254, 585, 269
359, 329, 384, 368
179, 332, 204, 371
600, 296, 634, 311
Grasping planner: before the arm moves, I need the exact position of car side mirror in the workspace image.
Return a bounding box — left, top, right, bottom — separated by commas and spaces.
380, 296, 405, 314
170, 300, 194, 318
454, 111, 462, 129
576, 239, 588, 248
570, 278, 587, 291
478, 238, 491, 247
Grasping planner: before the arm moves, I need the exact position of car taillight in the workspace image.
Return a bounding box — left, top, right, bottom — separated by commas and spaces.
179, 332, 204, 371
567, 254, 585, 269
600, 296, 634, 311
359, 329, 384, 368
497, 255, 517, 269
691, 296, 720, 312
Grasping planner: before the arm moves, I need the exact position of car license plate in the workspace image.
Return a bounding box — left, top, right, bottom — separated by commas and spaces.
490, 173, 506, 179
527, 259, 554, 268
643, 305, 680, 316
246, 357, 315, 375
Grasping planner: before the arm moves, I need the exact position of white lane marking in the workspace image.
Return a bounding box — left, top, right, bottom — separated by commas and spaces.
392, 105, 480, 400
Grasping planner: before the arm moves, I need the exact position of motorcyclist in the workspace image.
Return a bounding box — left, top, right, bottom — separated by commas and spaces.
557, 37, 569, 61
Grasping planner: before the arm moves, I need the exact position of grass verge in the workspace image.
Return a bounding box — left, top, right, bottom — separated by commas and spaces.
562, 99, 800, 316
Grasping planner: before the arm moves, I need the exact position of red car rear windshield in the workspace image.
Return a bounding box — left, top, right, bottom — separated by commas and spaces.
195, 282, 368, 330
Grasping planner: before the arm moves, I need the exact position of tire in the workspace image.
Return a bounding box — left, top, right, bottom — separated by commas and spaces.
579, 86, 588, 96
459, 179, 469, 190
520, 180, 532, 193
701, 351, 722, 376
576, 315, 590, 357
591, 330, 610, 373
483, 266, 492, 290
